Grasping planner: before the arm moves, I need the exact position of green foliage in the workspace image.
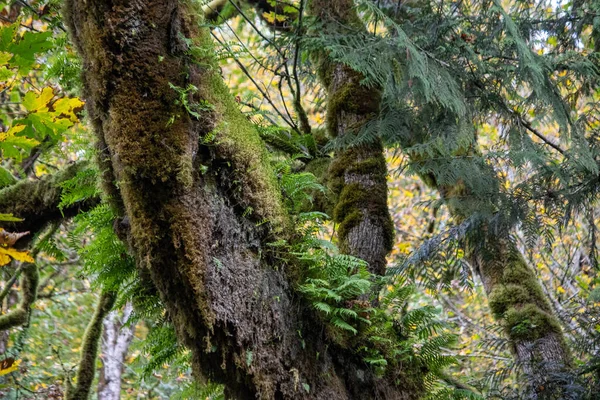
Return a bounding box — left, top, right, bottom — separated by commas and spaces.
168, 82, 214, 120
141, 323, 188, 378
70, 204, 135, 291
276, 159, 325, 213
290, 208, 458, 379
297, 250, 372, 336
58, 166, 99, 210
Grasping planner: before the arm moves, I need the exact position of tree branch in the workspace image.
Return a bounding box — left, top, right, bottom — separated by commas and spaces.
0, 263, 38, 331
66, 290, 117, 400
0, 161, 100, 241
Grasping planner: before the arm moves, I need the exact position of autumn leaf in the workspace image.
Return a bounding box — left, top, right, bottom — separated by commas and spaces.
0, 247, 34, 264
0, 358, 20, 377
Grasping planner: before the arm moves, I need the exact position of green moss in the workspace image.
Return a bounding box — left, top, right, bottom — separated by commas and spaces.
504, 304, 563, 341
488, 284, 531, 317
303, 157, 333, 214
307, 0, 363, 29
188, 25, 289, 233
67, 291, 117, 400
482, 247, 565, 347
325, 74, 381, 138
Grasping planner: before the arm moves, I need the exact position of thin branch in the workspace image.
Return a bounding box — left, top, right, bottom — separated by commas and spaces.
211, 32, 299, 131
66, 291, 117, 400
518, 117, 566, 155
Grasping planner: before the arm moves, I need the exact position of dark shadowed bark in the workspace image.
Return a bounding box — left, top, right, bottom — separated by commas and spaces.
63, 1, 423, 398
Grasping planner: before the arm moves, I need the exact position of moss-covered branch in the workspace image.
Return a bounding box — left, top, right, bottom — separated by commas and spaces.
405, 126, 572, 394
0, 263, 39, 331
308, 0, 394, 278
0, 162, 99, 239
66, 290, 117, 400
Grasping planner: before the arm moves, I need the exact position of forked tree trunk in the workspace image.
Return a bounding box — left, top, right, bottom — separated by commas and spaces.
63, 1, 423, 398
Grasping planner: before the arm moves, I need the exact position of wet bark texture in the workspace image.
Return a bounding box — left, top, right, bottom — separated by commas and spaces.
98, 302, 135, 400
310, 0, 394, 278
64, 1, 422, 398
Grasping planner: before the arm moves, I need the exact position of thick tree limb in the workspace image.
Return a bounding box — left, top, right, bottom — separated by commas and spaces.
0, 161, 99, 238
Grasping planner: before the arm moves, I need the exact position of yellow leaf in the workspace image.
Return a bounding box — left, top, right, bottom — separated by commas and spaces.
53, 97, 85, 123
0, 125, 26, 142
0, 247, 34, 263
557, 286, 566, 294
0, 359, 20, 376
0, 253, 10, 267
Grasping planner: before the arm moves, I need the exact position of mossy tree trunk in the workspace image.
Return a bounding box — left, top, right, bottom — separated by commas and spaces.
407, 137, 573, 397
307, 0, 572, 394
309, 0, 394, 278
63, 1, 423, 398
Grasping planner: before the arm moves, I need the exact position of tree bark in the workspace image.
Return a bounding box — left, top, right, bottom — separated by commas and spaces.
310, 0, 394, 277
0, 162, 99, 241
306, 0, 572, 394
407, 136, 573, 397
63, 1, 423, 398
97, 302, 135, 400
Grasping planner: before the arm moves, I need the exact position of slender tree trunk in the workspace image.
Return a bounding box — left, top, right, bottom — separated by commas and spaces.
98, 302, 135, 400
410, 139, 573, 397
63, 1, 423, 398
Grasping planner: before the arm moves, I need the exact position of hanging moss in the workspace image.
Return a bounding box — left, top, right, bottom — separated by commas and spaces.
0, 263, 38, 331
